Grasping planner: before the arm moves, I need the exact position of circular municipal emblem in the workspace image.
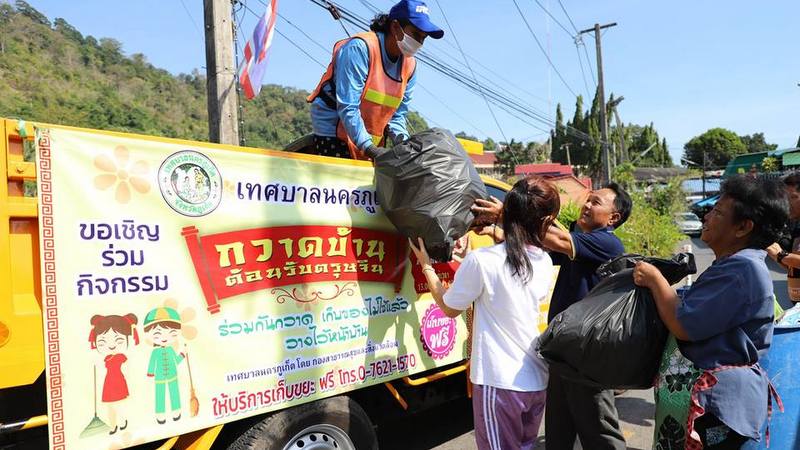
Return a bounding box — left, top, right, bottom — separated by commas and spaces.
158, 150, 222, 217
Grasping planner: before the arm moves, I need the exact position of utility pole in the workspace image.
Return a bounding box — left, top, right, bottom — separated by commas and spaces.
702, 151, 707, 199
607, 95, 626, 163
204, 0, 240, 145
561, 143, 572, 168
579, 22, 617, 185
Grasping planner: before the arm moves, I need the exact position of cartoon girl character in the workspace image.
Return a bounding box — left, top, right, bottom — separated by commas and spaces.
88, 314, 139, 435
143, 307, 185, 424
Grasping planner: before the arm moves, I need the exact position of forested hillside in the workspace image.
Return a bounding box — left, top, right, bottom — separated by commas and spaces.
0, 1, 426, 149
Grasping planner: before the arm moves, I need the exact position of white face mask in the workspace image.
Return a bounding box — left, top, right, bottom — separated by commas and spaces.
397, 30, 423, 57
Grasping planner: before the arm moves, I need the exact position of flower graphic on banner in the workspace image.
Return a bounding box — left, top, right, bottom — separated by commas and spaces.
223, 180, 236, 198
93, 145, 150, 203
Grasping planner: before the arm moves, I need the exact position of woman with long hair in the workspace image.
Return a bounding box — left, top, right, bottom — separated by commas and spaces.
409, 175, 560, 450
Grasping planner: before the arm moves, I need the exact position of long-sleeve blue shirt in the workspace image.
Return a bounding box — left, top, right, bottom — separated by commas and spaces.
310, 32, 416, 151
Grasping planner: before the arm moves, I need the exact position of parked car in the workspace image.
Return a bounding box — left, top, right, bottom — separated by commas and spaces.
674, 212, 703, 236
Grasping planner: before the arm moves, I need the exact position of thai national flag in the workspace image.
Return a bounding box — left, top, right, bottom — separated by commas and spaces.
239, 0, 278, 99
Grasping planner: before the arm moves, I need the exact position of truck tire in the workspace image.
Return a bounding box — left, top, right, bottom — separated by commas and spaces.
227, 396, 378, 450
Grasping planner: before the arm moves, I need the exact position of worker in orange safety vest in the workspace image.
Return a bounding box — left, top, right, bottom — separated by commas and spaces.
307, 0, 444, 160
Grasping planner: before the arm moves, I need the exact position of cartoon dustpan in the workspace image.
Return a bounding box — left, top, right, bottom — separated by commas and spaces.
80, 366, 110, 438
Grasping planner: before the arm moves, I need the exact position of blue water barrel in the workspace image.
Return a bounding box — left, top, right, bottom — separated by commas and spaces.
742, 325, 800, 449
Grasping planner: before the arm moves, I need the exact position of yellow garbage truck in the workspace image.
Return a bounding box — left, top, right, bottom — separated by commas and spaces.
0, 118, 531, 450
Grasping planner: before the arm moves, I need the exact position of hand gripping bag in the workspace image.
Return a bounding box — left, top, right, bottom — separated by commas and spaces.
537, 253, 696, 389
371, 128, 487, 262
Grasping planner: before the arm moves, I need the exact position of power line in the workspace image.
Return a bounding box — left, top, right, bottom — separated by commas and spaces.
416, 83, 492, 137
240, 1, 327, 67
271, 2, 489, 137
578, 36, 596, 85
432, 0, 510, 146
304, 0, 598, 144
276, 11, 330, 53
575, 40, 592, 99
178, 0, 203, 36
553, 0, 596, 85
556, 0, 579, 33
510, 0, 578, 97
530, 0, 573, 38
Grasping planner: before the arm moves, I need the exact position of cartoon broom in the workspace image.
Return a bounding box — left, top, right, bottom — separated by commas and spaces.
79, 365, 110, 438
185, 349, 199, 417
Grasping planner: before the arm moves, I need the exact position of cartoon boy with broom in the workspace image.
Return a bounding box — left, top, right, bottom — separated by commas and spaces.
143, 307, 190, 424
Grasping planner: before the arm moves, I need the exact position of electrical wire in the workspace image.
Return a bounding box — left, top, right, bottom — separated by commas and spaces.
303, 0, 599, 144
556, 0, 579, 33
575, 40, 592, 99
178, 0, 203, 36
240, 1, 327, 67
432, 0, 510, 147
554, 0, 596, 85
578, 35, 596, 86
530, 0, 573, 38
510, 0, 578, 98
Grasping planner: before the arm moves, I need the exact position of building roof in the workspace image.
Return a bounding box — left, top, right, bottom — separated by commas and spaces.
514, 163, 573, 177
549, 174, 591, 205
723, 147, 800, 176
469, 151, 496, 167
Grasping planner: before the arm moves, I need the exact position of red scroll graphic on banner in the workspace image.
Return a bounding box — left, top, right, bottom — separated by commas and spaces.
182, 225, 409, 313
409, 254, 461, 294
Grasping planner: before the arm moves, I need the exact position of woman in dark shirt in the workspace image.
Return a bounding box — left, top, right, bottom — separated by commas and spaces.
634, 175, 789, 449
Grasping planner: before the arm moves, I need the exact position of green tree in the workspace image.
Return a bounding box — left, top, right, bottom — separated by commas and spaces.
740, 132, 778, 153
483, 137, 497, 152
761, 156, 779, 173
612, 162, 636, 191
405, 110, 428, 134
683, 128, 747, 169
455, 131, 478, 141
494, 140, 525, 175
796, 135, 800, 148
53, 17, 83, 43
15, 0, 49, 26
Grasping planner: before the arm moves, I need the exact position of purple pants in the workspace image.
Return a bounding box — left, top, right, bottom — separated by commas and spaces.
472, 384, 547, 450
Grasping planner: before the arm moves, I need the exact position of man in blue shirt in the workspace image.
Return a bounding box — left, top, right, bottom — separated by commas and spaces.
307, 1, 443, 160
542, 183, 632, 450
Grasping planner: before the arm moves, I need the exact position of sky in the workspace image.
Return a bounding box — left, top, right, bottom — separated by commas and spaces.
25, 0, 800, 163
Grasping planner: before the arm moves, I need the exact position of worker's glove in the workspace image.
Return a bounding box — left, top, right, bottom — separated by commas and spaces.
365, 145, 388, 159
387, 132, 409, 147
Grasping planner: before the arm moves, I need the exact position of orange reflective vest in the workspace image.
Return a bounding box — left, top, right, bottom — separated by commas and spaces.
308, 32, 416, 160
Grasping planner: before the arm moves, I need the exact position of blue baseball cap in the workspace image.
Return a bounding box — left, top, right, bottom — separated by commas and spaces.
388, 0, 445, 39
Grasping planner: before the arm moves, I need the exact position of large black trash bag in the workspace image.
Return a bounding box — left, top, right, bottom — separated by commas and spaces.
371, 128, 487, 261
537, 253, 696, 389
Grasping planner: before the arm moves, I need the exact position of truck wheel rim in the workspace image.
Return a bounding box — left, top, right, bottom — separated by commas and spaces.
282, 424, 356, 450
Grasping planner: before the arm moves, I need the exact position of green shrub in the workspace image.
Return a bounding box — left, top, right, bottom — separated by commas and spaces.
615, 193, 684, 257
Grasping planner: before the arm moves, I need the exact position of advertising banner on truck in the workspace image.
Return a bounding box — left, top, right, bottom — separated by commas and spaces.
35, 126, 470, 449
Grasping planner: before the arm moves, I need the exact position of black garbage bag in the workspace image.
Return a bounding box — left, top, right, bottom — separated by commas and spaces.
371, 128, 487, 261
537, 253, 696, 389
